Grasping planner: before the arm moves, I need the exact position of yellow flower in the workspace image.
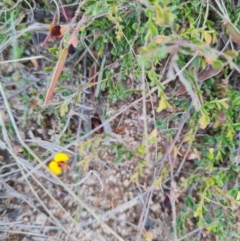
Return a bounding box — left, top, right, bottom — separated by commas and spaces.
48, 161, 62, 175
48, 152, 69, 175
53, 152, 69, 163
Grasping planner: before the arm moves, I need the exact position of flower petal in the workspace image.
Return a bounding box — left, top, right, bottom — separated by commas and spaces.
48, 161, 62, 175
53, 152, 69, 162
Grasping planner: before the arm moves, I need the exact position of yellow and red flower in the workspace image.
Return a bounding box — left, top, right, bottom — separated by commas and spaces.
48, 152, 69, 175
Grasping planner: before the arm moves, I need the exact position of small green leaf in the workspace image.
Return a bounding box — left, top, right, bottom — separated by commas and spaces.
214, 208, 223, 218
132, 22, 138, 30
233, 123, 240, 131
115, 155, 123, 164
224, 50, 238, 58
233, 97, 240, 107
149, 22, 158, 35
212, 60, 223, 70
126, 151, 133, 160
155, 120, 167, 129
205, 103, 215, 110
60, 103, 68, 117
148, 68, 157, 85
194, 206, 202, 218
186, 196, 195, 208
137, 145, 147, 156
205, 215, 212, 224
48, 47, 58, 54
206, 148, 214, 161
44, 67, 53, 72
203, 31, 212, 44
149, 128, 157, 144
77, 93, 82, 102
219, 219, 227, 227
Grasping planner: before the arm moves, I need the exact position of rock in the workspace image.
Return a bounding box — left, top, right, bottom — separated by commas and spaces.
123, 179, 129, 188
35, 213, 47, 225
150, 203, 160, 213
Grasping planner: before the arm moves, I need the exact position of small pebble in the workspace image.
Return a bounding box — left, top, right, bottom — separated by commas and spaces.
35, 213, 47, 225
24, 49, 31, 55
123, 179, 129, 188
150, 203, 160, 213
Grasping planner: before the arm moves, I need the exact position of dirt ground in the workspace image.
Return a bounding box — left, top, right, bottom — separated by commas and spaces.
0, 52, 182, 241
0, 91, 177, 241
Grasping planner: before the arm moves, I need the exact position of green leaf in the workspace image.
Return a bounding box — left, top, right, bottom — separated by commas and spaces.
115, 155, 123, 164
149, 22, 158, 35
233, 97, 240, 107
155, 120, 167, 129
137, 145, 147, 156
205, 103, 215, 110
207, 148, 214, 160
149, 128, 157, 144
212, 60, 223, 70
191, 56, 200, 69
126, 151, 133, 160
203, 31, 212, 44
205, 215, 212, 224
132, 22, 138, 30
148, 68, 157, 85
77, 93, 81, 102
101, 81, 107, 91
194, 205, 202, 218
44, 67, 53, 72
214, 208, 223, 218
219, 219, 227, 227
156, 46, 168, 60
224, 50, 238, 58
233, 123, 240, 131
48, 47, 58, 54
186, 196, 195, 208
191, 38, 203, 45
60, 103, 68, 117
